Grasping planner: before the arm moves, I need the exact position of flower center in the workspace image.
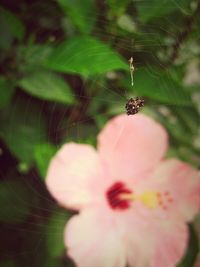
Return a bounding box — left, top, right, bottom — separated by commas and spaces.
106, 182, 173, 211
106, 182, 132, 210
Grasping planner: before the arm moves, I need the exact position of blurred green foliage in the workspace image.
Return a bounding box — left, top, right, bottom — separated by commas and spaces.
0, 0, 199, 266
19, 70, 75, 104
34, 143, 57, 178
44, 36, 127, 76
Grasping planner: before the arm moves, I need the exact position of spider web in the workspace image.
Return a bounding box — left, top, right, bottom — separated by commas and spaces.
1, 1, 199, 267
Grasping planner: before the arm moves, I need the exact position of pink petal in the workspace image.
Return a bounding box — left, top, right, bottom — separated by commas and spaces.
46, 143, 106, 210
65, 208, 126, 267
97, 114, 168, 180
143, 159, 200, 222
151, 222, 188, 267
115, 210, 188, 267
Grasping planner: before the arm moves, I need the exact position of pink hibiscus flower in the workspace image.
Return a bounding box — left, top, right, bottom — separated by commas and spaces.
46, 114, 200, 267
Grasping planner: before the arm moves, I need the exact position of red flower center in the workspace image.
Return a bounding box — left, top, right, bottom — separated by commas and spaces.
106, 181, 132, 210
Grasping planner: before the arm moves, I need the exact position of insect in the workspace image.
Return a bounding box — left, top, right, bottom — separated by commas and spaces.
125, 97, 145, 115
125, 57, 145, 115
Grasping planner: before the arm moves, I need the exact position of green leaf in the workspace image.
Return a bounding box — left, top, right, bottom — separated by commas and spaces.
34, 143, 57, 179
0, 179, 31, 224
0, 99, 47, 164
136, 0, 191, 23
0, 7, 25, 49
106, 0, 131, 16
158, 114, 193, 147
125, 67, 192, 106
44, 36, 127, 77
177, 225, 199, 267
18, 71, 75, 104
171, 106, 199, 134
47, 209, 71, 258
17, 44, 53, 71
177, 146, 200, 167
57, 0, 96, 34
0, 76, 15, 108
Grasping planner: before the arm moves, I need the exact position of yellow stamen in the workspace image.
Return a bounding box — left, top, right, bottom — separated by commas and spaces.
120, 191, 159, 209
137, 192, 159, 209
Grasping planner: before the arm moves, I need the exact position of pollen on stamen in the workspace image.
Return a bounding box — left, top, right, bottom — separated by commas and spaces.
156, 191, 173, 209
157, 193, 162, 201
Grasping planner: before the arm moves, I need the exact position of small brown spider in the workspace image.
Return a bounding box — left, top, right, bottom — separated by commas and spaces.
125, 97, 144, 115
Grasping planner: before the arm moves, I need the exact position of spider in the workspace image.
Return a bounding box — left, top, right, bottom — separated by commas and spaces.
125, 97, 144, 115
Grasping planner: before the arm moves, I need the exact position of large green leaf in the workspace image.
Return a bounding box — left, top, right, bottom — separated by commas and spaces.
46, 209, 71, 258
57, 0, 96, 34
34, 143, 57, 179
0, 76, 15, 108
0, 179, 32, 224
0, 99, 47, 164
136, 0, 191, 23
0, 7, 25, 49
125, 67, 192, 106
19, 71, 75, 104
44, 36, 127, 77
